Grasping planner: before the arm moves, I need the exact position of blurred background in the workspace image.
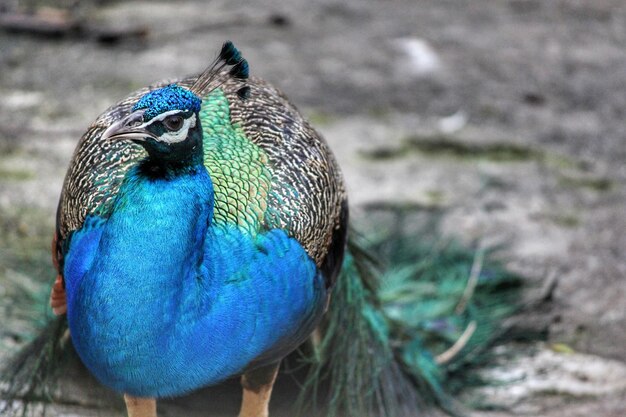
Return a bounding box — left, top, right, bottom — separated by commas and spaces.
0, 0, 625, 416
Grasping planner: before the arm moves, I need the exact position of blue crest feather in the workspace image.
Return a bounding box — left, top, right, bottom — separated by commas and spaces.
229, 59, 249, 80
220, 41, 242, 66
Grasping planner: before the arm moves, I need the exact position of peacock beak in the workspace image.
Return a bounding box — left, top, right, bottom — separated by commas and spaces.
101, 109, 156, 142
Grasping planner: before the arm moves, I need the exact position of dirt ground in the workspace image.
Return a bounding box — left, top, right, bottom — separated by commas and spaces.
0, 0, 625, 416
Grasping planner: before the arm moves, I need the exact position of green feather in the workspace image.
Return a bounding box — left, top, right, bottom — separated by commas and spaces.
200, 88, 272, 234
297, 247, 424, 417
298, 222, 525, 416
0, 317, 69, 416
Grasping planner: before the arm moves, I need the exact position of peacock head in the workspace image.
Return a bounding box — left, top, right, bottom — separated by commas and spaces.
101, 41, 249, 166
101, 84, 204, 164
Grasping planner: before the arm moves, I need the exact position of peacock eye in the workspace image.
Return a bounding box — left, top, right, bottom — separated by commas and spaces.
163, 115, 184, 131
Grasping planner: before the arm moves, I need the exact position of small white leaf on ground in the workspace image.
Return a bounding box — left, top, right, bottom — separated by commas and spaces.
395, 37, 441, 76
438, 111, 468, 134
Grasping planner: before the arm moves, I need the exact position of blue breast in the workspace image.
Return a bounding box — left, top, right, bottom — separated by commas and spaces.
63, 165, 326, 397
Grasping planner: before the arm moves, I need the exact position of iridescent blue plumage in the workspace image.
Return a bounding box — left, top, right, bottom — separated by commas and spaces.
220, 41, 242, 65
64, 160, 325, 396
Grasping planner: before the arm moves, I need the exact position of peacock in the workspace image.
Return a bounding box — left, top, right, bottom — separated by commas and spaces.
1, 41, 527, 417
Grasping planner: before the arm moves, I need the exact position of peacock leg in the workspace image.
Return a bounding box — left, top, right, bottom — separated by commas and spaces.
238, 362, 280, 417
124, 394, 157, 417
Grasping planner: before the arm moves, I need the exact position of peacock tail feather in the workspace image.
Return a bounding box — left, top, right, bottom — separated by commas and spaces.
296, 220, 525, 417
0, 317, 68, 412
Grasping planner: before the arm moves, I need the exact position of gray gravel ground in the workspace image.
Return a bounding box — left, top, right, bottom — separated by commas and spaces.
1, 0, 625, 416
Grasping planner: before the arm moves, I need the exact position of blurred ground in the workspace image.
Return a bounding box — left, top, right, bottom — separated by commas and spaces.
0, 0, 625, 416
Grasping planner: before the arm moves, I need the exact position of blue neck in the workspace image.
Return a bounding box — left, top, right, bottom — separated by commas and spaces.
97, 164, 213, 293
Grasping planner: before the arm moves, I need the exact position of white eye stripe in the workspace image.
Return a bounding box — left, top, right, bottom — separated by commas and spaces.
157, 114, 196, 144
138, 110, 195, 130
151, 109, 186, 123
